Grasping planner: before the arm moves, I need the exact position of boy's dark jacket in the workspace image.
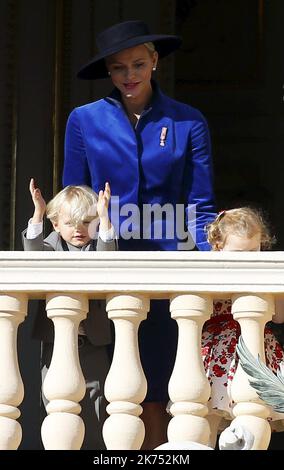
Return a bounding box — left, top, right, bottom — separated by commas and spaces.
22, 229, 117, 346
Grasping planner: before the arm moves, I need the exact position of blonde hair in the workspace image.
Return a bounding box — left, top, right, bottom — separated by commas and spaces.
144, 42, 156, 53
46, 185, 98, 224
206, 207, 275, 250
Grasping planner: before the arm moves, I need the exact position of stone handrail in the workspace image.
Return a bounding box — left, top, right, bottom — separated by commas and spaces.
1, 251, 284, 449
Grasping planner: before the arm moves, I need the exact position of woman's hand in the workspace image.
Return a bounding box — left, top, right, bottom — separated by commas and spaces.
97, 182, 111, 231
29, 178, 46, 223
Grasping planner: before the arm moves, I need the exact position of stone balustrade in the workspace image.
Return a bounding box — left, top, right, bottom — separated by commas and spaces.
1, 251, 284, 449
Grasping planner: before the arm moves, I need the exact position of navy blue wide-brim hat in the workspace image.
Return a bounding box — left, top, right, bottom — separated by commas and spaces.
77, 20, 182, 80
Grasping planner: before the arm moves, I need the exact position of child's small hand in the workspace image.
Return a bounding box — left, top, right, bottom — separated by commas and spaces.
29, 178, 46, 223
97, 182, 111, 230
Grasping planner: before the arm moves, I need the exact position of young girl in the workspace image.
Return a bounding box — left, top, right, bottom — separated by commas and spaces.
202, 207, 284, 447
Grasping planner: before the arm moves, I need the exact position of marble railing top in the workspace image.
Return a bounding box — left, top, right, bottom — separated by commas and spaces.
1, 251, 284, 295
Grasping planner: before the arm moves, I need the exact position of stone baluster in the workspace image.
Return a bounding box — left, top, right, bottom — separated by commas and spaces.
168, 294, 212, 445
41, 294, 88, 449
103, 294, 150, 450
0, 293, 27, 449
230, 294, 273, 449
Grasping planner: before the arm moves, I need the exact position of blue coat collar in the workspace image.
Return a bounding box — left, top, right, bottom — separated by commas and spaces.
105, 80, 166, 114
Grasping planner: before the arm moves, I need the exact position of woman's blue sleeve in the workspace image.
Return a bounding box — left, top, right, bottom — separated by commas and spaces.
63, 108, 92, 187
186, 113, 216, 251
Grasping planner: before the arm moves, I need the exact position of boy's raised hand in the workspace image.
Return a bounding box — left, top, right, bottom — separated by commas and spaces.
97, 182, 111, 230
29, 178, 46, 223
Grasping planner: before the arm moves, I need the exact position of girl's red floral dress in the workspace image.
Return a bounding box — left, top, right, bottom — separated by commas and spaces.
202, 299, 284, 427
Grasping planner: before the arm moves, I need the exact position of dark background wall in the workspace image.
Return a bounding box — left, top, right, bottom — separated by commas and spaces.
0, 0, 284, 449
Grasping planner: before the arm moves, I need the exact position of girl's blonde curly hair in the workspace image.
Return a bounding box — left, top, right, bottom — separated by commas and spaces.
206, 207, 275, 251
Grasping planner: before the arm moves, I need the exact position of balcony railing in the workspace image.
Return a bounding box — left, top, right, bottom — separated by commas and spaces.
1, 250, 284, 450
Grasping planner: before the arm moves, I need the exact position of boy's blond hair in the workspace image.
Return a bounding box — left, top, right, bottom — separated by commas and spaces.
206, 207, 275, 251
46, 185, 98, 224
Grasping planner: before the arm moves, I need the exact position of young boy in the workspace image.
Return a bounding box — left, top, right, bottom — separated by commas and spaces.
22, 178, 117, 449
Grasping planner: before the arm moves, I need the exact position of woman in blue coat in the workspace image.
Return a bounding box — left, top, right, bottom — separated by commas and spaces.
63, 20, 216, 448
